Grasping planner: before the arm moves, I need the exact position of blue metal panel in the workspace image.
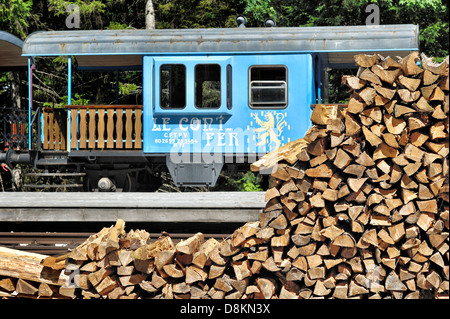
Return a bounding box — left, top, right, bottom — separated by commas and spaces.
143, 53, 314, 157
152, 56, 233, 116
143, 56, 154, 155
67, 56, 72, 152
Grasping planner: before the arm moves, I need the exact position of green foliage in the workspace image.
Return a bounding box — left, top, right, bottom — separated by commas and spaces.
0, 0, 32, 38
48, 0, 106, 15
119, 82, 138, 96
241, 0, 277, 25
238, 171, 263, 192
43, 93, 89, 108
105, 21, 131, 30
156, 0, 241, 29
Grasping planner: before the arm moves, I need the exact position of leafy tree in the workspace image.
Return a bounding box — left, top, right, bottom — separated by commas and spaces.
240, 0, 277, 26
156, 0, 241, 29
0, 0, 33, 38
272, 0, 448, 59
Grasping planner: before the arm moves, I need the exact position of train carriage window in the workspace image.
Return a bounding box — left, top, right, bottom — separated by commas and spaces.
227, 64, 232, 110
249, 66, 287, 108
195, 64, 221, 109
160, 64, 186, 109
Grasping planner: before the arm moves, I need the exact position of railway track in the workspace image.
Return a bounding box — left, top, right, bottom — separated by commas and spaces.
0, 192, 263, 255
0, 231, 231, 256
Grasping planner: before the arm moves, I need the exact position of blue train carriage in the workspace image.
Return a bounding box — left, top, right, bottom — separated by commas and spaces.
2, 24, 419, 191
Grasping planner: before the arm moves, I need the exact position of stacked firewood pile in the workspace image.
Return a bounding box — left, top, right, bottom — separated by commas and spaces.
249, 52, 449, 299
0, 52, 448, 299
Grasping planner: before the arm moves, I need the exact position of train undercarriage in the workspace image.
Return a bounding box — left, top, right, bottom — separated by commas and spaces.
1, 148, 264, 192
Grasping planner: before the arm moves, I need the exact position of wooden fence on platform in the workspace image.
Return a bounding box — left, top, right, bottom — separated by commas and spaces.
42, 105, 143, 151
42, 108, 67, 150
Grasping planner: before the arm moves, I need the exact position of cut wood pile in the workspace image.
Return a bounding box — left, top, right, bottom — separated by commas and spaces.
0, 52, 448, 299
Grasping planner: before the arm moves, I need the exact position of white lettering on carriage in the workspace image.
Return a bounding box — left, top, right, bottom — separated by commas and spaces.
162, 118, 170, 131
217, 132, 226, 146
205, 132, 214, 146
179, 117, 188, 131
190, 117, 201, 131
203, 117, 213, 131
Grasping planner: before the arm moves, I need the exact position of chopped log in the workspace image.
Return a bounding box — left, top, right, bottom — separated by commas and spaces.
176, 232, 204, 255
398, 89, 421, 103
232, 221, 260, 247
401, 52, 424, 76
358, 87, 377, 105
256, 277, 277, 299
192, 238, 219, 269
163, 264, 184, 278
344, 112, 362, 136
0, 246, 68, 287
371, 64, 401, 84
384, 114, 407, 134
398, 75, 421, 91
38, 282, 58, 298
343, 76, 366, 91
355, 54, 379, 68
186, 265, 208, 284
0, 278, 16, 292
232, 260, 252, 281
359, 68, 382, 85
16, 279, 38, 296
421, 53, 449, 75
363, 126, 383, 147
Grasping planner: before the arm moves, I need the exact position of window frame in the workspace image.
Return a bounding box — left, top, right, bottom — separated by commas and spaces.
194, 63, 222, 110
248, 65, 288, 109
159, 63, 187, 110
227, 64, 232, 110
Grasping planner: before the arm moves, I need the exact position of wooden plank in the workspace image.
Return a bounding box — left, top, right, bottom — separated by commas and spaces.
107, 109, 115, 149
67, 105, 143, 109
43, 110, 49, 150
0, 192, 265, 209
48, 111, 54, 150
97, 109, 105, 149
59, 111, 66, 150
88, 109, 96, 149
115, 109, 123, 149
134, 109, 142, 149
79, 109, 87, 149
70, 109, 78, 150
125, 108, 133, 149
54, 111, 60, 150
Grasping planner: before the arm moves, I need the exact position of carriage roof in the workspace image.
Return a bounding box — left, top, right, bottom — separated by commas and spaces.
22, 24, 419, 69
0, 31, 28, 70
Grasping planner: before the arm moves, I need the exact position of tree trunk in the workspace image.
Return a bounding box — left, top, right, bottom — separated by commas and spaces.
9, 71, 21, 109
145, 0, 155, 30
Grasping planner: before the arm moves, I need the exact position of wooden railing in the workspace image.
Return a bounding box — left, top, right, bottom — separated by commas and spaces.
69, 105, 143, 150
42, 108, 67, 150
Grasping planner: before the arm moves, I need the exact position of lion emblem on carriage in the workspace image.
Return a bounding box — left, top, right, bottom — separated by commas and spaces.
251, 111, 288, 150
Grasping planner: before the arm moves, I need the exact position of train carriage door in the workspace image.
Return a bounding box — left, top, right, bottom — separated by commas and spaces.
142, 56, 155, 153
241, 54, 314, 154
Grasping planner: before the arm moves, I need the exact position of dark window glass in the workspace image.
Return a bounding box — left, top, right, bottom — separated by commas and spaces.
227, 64, 232, 110
160, 64, 186, 109
195, 64, 221, 109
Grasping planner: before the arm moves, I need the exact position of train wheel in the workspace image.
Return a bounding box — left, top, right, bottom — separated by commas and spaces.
122, 173, 136, 192
83, 175, 94, 192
